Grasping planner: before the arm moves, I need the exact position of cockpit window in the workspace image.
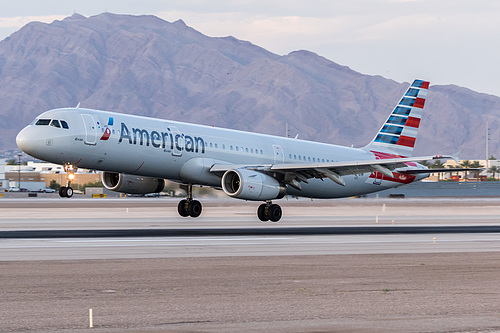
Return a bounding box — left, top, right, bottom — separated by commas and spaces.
35, 119, 51, 126
35, 118, 69, 129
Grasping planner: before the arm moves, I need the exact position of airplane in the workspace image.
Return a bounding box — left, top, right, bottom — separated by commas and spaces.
16, 79, 465, 222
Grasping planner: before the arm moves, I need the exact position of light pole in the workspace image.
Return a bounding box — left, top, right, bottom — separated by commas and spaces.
17, 153, 22, 188
486, 120, 489, 168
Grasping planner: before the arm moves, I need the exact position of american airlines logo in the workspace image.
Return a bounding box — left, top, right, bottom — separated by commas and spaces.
118, 122, 205, 154
100, 128, 111, 140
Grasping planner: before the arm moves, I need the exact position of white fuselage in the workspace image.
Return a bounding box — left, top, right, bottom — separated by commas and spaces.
16, 108, 427, 199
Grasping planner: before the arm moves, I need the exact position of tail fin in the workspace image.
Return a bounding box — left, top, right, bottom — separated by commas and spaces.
362, 79, 430, 158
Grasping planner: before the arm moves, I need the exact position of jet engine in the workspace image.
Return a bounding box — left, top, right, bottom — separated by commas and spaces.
221, 169, 285, 201
102, 172, 165, 194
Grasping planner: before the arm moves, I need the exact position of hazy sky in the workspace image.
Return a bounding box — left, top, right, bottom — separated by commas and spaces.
1, 0, 499, 96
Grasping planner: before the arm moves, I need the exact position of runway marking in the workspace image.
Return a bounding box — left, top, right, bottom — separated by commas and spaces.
54, 237, 293, 242
3, 235, 500, 250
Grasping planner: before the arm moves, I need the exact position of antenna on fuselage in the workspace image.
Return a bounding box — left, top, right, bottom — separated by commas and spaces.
76, 102, 81, 109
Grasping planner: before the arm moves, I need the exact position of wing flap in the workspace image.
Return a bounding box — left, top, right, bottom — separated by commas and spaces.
399, 167, 481, 174
270, 155, 452, 176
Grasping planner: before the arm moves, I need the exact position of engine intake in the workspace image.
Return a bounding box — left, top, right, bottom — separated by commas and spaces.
222, 169, 285, 201
102, 172, 165, 194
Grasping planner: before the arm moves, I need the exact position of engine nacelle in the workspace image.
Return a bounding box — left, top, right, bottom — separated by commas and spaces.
102, 172, 165, 194
222, 169, 285, 201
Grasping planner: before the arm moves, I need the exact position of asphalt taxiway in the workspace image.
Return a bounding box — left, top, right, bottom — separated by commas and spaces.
2, 197, 500, 332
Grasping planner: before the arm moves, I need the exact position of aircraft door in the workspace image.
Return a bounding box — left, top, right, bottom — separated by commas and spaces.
81, 114, 97, 146
273, 144, 284, 164
170, 126, 184, 157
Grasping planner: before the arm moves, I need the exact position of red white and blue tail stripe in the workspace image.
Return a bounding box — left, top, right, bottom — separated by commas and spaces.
363, 79, 429, 158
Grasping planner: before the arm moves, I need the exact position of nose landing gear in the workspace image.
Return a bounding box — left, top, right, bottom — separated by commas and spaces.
59, 164, 76, 198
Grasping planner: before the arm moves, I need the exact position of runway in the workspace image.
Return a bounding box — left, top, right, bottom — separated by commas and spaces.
2, 197, 500, 332
4, 225, 500, 238
2, 197, 500, 261
3, 233, 500, 261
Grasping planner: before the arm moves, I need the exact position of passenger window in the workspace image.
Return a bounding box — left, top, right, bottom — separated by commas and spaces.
246, 148, 249, 153
50, 120, 61, 128
35, 119, 51, 126
251, 148, 254, 153
215, 143, 218, 149
60, 120, 69, 129
299, 156, 302, 161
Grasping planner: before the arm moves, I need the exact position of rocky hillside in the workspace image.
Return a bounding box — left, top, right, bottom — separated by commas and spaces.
0, 13, 498, 158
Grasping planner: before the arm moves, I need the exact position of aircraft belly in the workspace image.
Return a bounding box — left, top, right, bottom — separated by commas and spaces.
97, 149, 183, 180
179, 157, 224, 187
286, 174, 416, 199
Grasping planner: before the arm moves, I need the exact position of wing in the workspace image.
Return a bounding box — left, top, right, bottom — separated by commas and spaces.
210, 154, 453, 190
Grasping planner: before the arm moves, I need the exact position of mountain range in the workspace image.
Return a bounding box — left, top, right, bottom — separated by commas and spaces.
0, 13, 499, 159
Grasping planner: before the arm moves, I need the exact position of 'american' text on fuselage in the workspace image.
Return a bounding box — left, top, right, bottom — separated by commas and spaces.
118, 122, 205, 153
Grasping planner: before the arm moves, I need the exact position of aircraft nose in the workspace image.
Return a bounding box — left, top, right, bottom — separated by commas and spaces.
16, 126, 38, 155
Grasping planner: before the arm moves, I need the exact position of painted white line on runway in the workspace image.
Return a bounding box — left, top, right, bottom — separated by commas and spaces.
3, 235, 500, 251
54, 237, 294, 243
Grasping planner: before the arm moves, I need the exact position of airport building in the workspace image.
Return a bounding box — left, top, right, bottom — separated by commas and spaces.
4, 161, 101, 191
425, 159, 500, 182
0, 159, 7, 191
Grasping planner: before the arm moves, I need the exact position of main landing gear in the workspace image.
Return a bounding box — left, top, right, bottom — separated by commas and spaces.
59, 164, 76, 198
175, 185, 283, 222
257, 201, 282, 222
177, 184, 202, 218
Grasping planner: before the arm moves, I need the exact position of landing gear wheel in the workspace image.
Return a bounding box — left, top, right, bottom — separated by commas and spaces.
59, 186, 74, 198
257, 202, 282, 222
65, 186, 73, 198
177, 184, 203, 218
268, 204, 282, 222
188, 200, 202, 218
178, 199, 190, 217
257, 203, 269, 222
